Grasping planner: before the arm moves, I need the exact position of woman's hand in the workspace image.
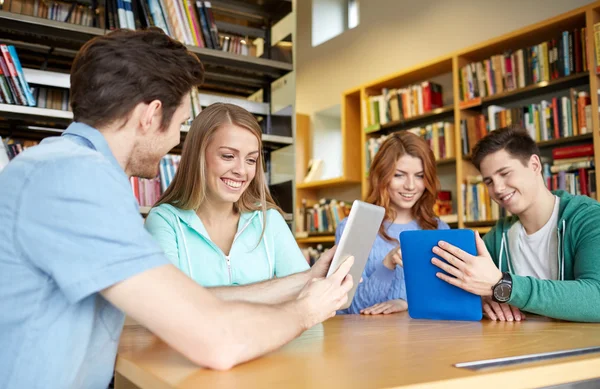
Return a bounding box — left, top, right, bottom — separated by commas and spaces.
382, 247, 403, 270
360, 299, 408, 315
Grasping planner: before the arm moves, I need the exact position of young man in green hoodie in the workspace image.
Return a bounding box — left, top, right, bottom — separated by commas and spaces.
431, 125, 600, 323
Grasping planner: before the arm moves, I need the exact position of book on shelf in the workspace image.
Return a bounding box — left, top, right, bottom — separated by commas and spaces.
462, 175, 509, 223
0, 44, 35, 107
460, 89, 592, 155
365, 122, 455, 173
1, 0, 104, 28
544, 144, 596, 199
0, 136, 39, 171
296, 198, 351, 237
362, 82, 444, 131
434, 190, 454, 220
459, 28, 586, 103
131, 153, 181, 207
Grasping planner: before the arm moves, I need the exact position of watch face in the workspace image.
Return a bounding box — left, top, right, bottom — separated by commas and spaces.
494, 283, 511, 302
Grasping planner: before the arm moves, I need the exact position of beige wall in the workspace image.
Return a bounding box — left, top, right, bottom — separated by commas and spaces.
296, 0, 595, 116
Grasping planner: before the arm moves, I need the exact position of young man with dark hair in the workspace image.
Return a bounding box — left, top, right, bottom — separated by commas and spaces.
0, 28, 353, 389
432, 125, 600, 323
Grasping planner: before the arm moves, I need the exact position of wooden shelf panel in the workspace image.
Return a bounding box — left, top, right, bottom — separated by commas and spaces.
295, 235, 336, 244
463, 134, 594, 161
460, 73, 589, 110
437, 157, 457, 166
536, 133, 593, 148
367, 105, 454, 136
464, 220, 498, 228
296, 177, 362, 190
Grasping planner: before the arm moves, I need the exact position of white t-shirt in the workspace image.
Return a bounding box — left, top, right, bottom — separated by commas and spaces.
507, 196, 560, 280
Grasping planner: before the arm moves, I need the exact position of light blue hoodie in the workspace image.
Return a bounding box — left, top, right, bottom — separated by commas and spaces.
145, 203, 309, 286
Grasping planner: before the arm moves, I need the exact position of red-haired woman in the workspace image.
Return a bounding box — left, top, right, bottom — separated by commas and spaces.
335, 131, 450, 314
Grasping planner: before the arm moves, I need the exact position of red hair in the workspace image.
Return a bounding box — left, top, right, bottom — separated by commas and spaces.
366, 131, 440, 242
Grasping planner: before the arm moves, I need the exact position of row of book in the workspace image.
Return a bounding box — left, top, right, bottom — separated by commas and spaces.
365, 122, 456, 173
460, 90, 592, 156
460, 29, 587, 102
0, 137, 38, 171
462, 176, 510, 222
363, 82, 444, 132
1, 0, 103, 28
31, 86, 71, 111
131, 154, 181, 207
546, 143, 596, 198
296, 198, 351, 236
107, 0, 258, 57
0, 45, 36, 106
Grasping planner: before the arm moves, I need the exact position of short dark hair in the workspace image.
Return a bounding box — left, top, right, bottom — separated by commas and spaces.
471, 125, 540, 170
70, 28, 204, 130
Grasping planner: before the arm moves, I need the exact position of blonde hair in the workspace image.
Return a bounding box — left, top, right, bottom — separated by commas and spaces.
155, 103, 282, 240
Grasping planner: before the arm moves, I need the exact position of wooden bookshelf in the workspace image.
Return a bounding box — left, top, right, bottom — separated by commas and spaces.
0, 9, 293, 96
1, 3, 298, 228
340, 2, 600, 231
367, 105, 454, 136
296, 235, 336, 245
296, 177, 362, 190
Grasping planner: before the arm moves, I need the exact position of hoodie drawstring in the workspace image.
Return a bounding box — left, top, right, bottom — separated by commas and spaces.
176, 218, 194, 279
258, 211, 274, 279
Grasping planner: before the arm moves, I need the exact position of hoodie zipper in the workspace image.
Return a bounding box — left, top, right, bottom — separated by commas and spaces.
224, 255, 232, 283
222, 213, 257, 284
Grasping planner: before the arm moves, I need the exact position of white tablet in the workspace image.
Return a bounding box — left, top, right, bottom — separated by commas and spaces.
326, 200, 385, 309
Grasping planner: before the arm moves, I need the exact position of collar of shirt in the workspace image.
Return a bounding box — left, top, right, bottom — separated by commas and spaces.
61, 122, 127, 178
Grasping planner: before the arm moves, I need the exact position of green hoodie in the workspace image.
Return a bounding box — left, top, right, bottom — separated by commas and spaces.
483, 190, 600, 322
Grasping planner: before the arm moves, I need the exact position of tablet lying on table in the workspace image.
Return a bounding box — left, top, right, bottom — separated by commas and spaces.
399, 229, 482, 321
326, 200, 385, 309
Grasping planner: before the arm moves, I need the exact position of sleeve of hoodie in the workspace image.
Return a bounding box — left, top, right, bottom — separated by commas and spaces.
509, 204, 600, 322
144, 208, 183, 270
335, 218, 396, 314
270, 210, 310, 277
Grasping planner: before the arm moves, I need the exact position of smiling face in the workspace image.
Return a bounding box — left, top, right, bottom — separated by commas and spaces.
204, 123, 260, 205
387, 154, 426, 215
479, 148, 543, 216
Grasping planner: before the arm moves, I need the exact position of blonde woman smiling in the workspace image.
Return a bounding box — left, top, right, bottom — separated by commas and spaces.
145, 103, 316, 304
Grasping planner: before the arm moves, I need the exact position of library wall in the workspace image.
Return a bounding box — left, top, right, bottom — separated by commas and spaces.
296, 0, 594, 116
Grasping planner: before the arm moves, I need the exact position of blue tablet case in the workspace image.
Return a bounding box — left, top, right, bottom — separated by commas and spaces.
399, 229, 482, 321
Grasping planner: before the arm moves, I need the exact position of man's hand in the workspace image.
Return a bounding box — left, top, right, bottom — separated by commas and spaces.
309, 246, 336, 278
360, 299, 408, 315
482, 297, 526, 322
431, 231, 502, 296
296, 256, 354, 329
382, 247, 403, 270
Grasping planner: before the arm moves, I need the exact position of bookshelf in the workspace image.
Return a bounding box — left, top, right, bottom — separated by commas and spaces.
0, 1, 297, 220
331, 1, 600, 234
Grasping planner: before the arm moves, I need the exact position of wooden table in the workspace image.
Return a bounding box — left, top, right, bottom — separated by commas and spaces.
115, 313, 600, 389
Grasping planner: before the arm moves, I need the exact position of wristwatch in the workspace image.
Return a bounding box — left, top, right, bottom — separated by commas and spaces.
492, 272, 512, 303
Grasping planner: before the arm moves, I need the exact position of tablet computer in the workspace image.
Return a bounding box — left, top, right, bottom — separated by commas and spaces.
326, 200, 385, 309
399, 229, 482, 321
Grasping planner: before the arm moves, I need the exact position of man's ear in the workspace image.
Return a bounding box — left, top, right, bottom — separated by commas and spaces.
139, 100, 162, 134
528, 154, 542, 174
